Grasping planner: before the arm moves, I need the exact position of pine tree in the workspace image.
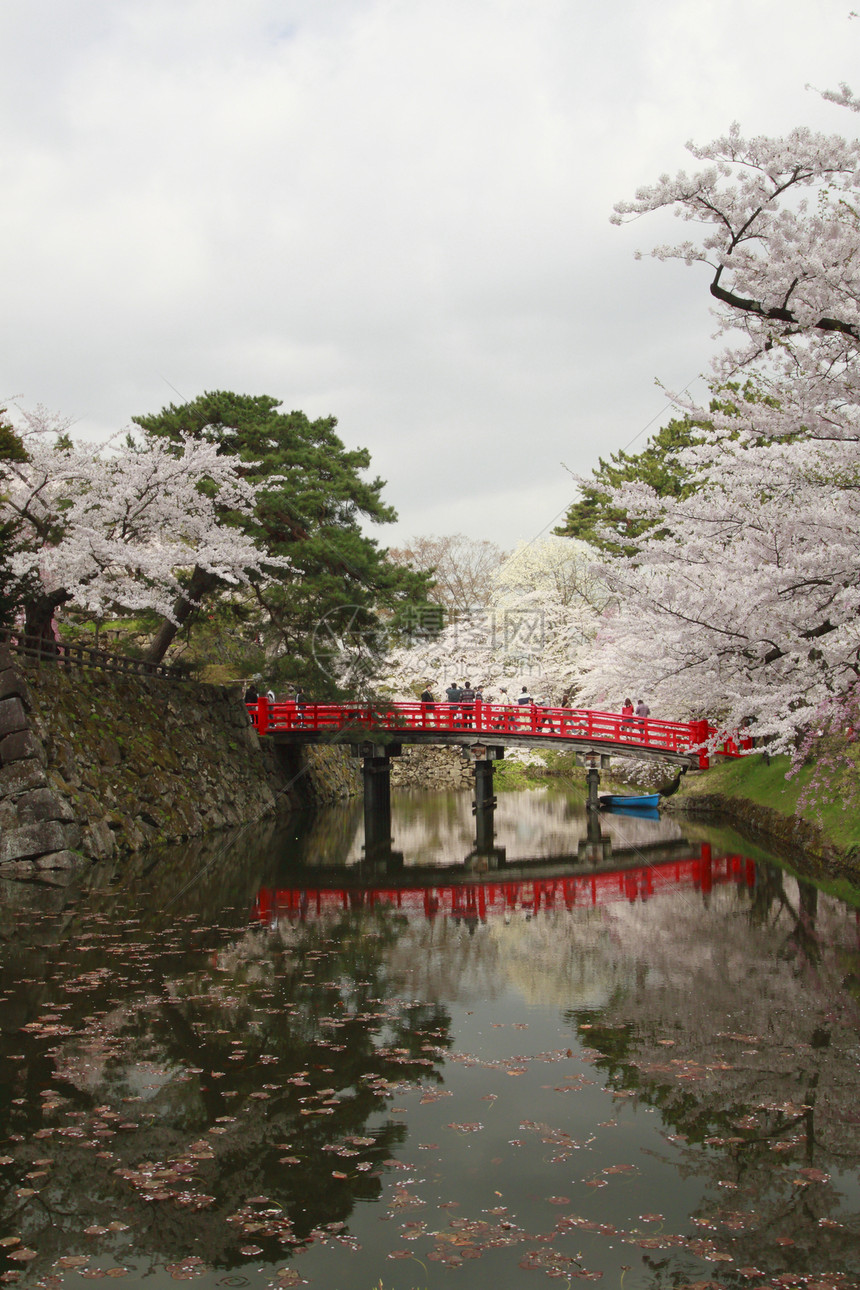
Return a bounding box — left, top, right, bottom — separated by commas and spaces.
133, 391, 434, 690
555, 416, 703, 554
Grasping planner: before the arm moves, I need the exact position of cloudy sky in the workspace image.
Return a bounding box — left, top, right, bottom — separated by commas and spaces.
2, 0, 857, 547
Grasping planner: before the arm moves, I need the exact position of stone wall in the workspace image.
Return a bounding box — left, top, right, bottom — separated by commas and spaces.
668, 792, 856, 877
390, 744, 473, 792
0, 647, 359, 876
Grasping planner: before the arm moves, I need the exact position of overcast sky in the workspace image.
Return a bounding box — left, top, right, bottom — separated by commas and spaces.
2, 0, 857, 548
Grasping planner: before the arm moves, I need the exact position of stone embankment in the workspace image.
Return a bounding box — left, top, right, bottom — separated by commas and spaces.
390, 745, 473, 791
669, 790, 853, 876
0, 646, 358, 878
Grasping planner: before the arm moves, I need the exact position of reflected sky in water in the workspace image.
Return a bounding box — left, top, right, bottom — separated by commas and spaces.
0, 788, 858, 1290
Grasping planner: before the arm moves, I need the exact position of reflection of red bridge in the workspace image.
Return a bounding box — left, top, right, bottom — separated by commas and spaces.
248, 700, 752, 768
252, 847, 756, 926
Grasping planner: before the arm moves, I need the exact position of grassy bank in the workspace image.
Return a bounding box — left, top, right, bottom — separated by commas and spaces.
676, 753, 860, 856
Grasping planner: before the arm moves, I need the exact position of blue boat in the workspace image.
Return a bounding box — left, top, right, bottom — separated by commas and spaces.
598, 793, 661, 811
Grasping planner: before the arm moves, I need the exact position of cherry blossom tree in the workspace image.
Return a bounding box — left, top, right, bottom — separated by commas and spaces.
382, 536, 609, 705
0, 407, 286, 645
388, 533, 507, 611
575, 100, 860, 749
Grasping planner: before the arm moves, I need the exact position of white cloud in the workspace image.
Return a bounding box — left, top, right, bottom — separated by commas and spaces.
1, 0, 857, 542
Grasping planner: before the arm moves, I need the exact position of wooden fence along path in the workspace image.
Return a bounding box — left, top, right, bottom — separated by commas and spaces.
0, 630, 185, 680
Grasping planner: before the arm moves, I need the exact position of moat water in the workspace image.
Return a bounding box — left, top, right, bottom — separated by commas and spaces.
0, 786, 859, 1290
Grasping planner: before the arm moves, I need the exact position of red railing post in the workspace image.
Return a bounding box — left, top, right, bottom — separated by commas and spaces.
689, 718, 709, 768
257, 695, 269, 736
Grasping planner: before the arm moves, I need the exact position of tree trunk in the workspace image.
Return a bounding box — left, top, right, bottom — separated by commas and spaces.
144, 565, 220, 665
23, 589, 71, 652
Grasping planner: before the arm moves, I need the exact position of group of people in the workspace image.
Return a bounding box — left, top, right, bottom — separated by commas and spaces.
417, 682, 550, 730
621, 697, 650, 726
244, 681, 307, 705
243, 681, 273, 704
243, 678, 652, 733
243, 682, 308, 726
418, 682, 539, 707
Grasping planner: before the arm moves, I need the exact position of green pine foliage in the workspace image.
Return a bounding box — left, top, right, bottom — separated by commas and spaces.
555, 415, 705, 554
133, 391, 436, 693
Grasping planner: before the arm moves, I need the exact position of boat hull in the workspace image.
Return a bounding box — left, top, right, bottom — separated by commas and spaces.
598, 793, 661, 810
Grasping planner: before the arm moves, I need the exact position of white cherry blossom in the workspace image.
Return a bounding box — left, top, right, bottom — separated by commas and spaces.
578, 99, 860, 750
2, 406, 287, 631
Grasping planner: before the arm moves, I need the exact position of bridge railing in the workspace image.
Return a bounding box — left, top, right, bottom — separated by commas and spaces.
246, 699, 747, 765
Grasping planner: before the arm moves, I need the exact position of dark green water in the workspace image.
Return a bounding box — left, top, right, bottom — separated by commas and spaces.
1, 787, 859, 1290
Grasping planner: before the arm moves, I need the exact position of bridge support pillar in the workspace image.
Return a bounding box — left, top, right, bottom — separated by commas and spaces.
363, 755, 391, 818
473, 758, 496, 852
469, 745, 506, 866
352, 742, 402, 864
586, 764, 600, 811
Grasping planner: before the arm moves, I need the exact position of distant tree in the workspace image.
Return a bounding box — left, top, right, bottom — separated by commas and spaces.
133, 392, 434, 688
388, 533, 507, 611
384, 536, 609, 705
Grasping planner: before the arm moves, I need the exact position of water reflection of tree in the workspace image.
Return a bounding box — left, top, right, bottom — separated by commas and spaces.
564, 872, 860, 1279
0, 898, 451, 1281
277, 800, 364, 870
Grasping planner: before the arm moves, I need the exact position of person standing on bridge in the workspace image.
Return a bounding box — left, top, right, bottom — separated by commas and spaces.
243, 680, 259, 725
420, 684, 436, 726
283, 686, 297, 727
621, 697, 634, 737
635, 698, 650, 734
460, 682, 476, 727
294, 687, 307, 727
490, 687, 508, 729
538, 696, 555, 732
445, 681, 462, 728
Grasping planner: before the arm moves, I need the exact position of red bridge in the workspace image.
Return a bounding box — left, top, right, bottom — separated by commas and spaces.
247, 699, 750, 768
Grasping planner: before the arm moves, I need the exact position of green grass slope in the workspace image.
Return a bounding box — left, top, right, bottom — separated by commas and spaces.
679, 754, 860, 853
